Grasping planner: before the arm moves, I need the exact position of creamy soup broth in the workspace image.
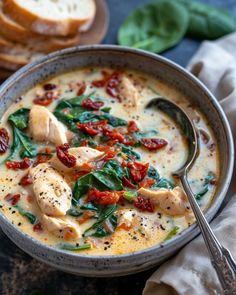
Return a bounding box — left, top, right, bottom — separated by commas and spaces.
0, 67, 219, 255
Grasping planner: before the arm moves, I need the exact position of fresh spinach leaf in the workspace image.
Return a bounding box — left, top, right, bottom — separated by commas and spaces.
118, 0, 189, 53
176, 0, 235, 39
57, 243, 91, 251
8, 108, 30, 130
101, 107, 111, 113
164, 226, 179, 241
83, 204, 117, 237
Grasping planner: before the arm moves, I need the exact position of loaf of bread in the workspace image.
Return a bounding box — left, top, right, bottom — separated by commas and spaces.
3, 0, 96, 36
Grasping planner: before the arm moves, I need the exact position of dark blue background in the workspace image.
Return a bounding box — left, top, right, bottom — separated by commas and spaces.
0, 1, 235, 294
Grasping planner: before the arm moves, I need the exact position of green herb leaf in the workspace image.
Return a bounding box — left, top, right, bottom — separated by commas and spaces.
152, 177, 174, 189
164, 226, 179, 241
118, 0, 189, 53
72, 168, 123, 203
15, 205, 37, 224
195, 172, 215, 201
77, 112, 127, 127
66, 208, 83, 217
148, 166, 160, 182
83, 204, 117, 237
103, 159, 126, 179
57, 243, 91, 251
80, 203, 100, 212
117, 143, 141, 160
8, 108, 30, 130
123, 191, 137, 202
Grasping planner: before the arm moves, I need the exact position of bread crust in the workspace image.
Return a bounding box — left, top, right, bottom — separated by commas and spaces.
0, 52, 41, 70
3, 0, 96, 36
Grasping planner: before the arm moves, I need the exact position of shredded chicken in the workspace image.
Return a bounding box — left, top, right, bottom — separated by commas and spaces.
118, 76, 139, 107
29, 105, 68, 145
138, 186, 190, 216
50, 146, 104, 173
30, 163, 72, 217
41, 214, 80, 240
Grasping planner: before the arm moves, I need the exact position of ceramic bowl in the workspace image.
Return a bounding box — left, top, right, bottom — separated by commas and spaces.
0, 45, 234, 277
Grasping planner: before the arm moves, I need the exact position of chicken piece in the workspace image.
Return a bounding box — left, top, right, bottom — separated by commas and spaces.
50, 147, 104, 173
117, 208, 140, 230
118, 76, 139, 107
42, 214, 80, 240
30, 163, 72, 217
138, 186, 190, 216
29, 105, 68, 146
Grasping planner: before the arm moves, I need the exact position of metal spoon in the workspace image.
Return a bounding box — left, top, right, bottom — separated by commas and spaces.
146, 97, 236, 295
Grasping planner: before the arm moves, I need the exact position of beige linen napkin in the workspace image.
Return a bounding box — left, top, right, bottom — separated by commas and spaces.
143, 32, 236, 295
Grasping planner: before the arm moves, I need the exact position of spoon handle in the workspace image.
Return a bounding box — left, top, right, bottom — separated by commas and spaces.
181, 173, 236, 294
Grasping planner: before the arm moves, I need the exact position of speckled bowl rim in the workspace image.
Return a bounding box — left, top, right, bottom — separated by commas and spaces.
0, 45, 234, 262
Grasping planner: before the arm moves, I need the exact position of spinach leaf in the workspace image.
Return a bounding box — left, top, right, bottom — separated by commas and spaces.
80, 203, 100, 212
164, 226, 179, 241
57, 243, 91, 251
73, 168, 123, 204
103, 159, 126, 179
77, 112, 127, 127
152, 177, 174, 189
101, 107, 111, 113
195, 172, 215, 201
117, 143, 141, 160
15, 205, 37, 224
8, 108, 30, 130
6, 125, 37, 161
133, 130, 159, 142
118, 0, 189, 53
66, 208, 83, 217
176, 0, 235, 39
83, 204, 117, 237
148, 166, 160, 182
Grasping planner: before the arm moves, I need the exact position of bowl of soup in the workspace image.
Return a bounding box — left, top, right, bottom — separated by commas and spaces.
0, 45, 233, 277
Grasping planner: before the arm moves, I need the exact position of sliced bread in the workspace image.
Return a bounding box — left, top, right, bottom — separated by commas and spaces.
0, 52, 42, 70
0, 1, 37, 43
3, 0, 96, 36
0, 67, 13, 79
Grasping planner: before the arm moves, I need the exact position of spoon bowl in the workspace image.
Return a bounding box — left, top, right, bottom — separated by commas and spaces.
146, 97, 236, 295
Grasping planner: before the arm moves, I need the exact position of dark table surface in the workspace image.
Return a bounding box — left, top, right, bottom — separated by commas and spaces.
1, 1, 236, 295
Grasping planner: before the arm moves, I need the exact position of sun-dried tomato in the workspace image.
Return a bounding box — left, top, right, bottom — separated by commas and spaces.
92, 71, 122, 99
79, 139, 89, 147
127, 161, 149, 183
139, 178, 155, 188
33, 91, 57, 106
134, 196, 154, 212
127, 120, 140, 133
81, 98, 104, 110
43, 83, 57, 91
4, 193, 21, 206
87, 188, 121, 205
6, 157, 31, 170
141, 138, 168, 151
78, 211, 97, 225
122, 176, 137, 189
77, 120, 107, 136
77, 83, 86, 96
19, 173, 33, 186
34, 147, 52, 166
33, 222, 43, 232
56, 143, 76, 168
0, 128, 9, 154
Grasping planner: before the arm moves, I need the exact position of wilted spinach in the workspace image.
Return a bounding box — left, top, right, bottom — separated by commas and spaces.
66, 208, 83, 217
83, 204, 117, 238
164, 226, 179, 241
195, 172, 216, 201
6, 109, 37, 161
72, 167, 123, 204
103, 159, 128, 179
57, 243, 91, 251
15, 205, 37, 224
117, 143, 141, 160
118, 0, 189, 53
